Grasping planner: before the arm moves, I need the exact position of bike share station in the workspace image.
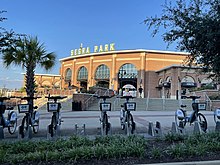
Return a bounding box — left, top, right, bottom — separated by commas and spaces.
17, 97, 40, 139
94, 95, 112, 136
120, 96, 136, 136
174, 96, 208, 134
46, 95, 67, 139
0, 97, 17, 139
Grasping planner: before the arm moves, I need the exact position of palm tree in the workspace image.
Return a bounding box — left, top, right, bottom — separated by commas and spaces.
2, 36, 56, 108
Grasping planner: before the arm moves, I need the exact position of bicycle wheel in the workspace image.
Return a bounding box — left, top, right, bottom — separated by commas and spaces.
50, 114, 56, 137
197, 113, 207, 132
32, 111, 40, 134
8, 111, 17, 134
214, 108, 220, 123
175, 109, 187, 128
102, 113, 108, 135
20, 116, 28, 138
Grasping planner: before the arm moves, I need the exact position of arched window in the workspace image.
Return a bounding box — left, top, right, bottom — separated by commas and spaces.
118, 63, 138, 79
65, 68, 72, 82
77, 66, 88, 80
181, 76, 196, 88
95, 64, 110, 80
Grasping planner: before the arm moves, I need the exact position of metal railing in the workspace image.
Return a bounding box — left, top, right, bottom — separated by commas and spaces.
203, 92, 213, 111
84, 89, 102, 110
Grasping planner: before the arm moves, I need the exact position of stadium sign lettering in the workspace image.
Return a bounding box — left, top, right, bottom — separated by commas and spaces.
71, 43, 115, 56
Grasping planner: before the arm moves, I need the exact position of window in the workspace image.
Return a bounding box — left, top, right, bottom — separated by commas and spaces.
118, 63, 138, 79
95, 64, 110, 80
77, 66, 88, 80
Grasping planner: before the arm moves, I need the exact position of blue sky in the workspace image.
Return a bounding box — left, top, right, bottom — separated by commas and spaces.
1, 0, 178, 89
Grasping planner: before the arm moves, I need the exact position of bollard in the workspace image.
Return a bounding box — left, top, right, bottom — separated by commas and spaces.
148, 122, 155, 136
56, 124, 61, 136
215, 121, 220, 132
25, 125, 32, 139
178, 121, 185, 134
194, 121, 202, 134
155, 121, 162, 136
171, 122, 178, 134
47, 125, 51, 139
0, 126, 4, 139
75, 124, 86, 136
18, 125, 22, 139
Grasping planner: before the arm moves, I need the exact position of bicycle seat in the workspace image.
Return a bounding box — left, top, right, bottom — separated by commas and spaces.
6, 106, 14, 110
186, 96, 201, 100
34, 106, 38, 109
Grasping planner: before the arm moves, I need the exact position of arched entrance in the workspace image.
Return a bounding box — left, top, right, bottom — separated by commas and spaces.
64, 68, 72, 88
77, 66, 88, 91
118, 63, 138, 95
95, 64, 110, 88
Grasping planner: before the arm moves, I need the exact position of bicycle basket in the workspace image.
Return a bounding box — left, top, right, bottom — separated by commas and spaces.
124, 102, 136, 111
100, 103, 111, 111
47, 102, 60, 112
18, 104, 29, 113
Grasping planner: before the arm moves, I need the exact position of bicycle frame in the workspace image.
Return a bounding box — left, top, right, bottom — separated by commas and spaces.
46, 95, 67, 137
120, 96, 136, 135
0, 97, 17, 135
95, 95, 112, 136
17, 96, 41, 138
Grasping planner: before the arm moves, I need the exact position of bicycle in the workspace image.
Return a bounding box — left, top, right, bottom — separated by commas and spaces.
120, 96, 136, 135
214, 108, 220, 123
95, 95, 112, 136
17, 96, 41, 138
175, 95, 207, 132
46, 95, 67, 137
0, 97, 17, 134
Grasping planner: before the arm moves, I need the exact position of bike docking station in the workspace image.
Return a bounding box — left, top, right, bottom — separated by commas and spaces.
17, 104, 33, 139
148, 121, 162, 137
120, 96, 136, 136
93, 95, 112, 136
46, 95, 67, 139
0, 97, 18, 140
74, 123, 86, 136
174, 95, 208, 135
214, 108, 220, 132
17, 96, 41, 139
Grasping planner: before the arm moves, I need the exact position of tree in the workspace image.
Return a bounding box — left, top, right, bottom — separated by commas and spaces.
145, 0, 220, 78
0, 11, 17, 53
2, 36, 56, 107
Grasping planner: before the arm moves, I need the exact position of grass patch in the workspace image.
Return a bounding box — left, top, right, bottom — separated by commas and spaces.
1, 133, 220, 164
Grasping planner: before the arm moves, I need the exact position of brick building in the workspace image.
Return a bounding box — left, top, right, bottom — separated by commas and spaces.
58, 48, 214, 98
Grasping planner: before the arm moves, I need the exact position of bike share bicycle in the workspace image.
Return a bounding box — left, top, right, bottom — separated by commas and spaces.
94, 95, 112, 136
0, 97, 17, 136
17, 96, 40, 138
120, 96, 136, 135
46, 95, 67, 137
175, 95, 207, 132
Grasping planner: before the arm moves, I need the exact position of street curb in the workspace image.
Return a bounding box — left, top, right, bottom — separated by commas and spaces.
138, 160, 220, 165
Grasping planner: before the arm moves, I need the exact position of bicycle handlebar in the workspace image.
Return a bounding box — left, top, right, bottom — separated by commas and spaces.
120, 96, 135, 100
182, 95, 201, 100
16, 96, 41, 100
45, 95, 67, 100
0, 96, 17, 102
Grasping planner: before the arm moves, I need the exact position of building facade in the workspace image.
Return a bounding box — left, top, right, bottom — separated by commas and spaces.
59, 48, 213, 98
